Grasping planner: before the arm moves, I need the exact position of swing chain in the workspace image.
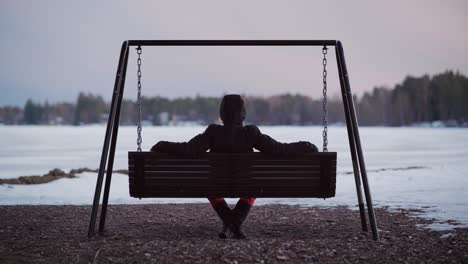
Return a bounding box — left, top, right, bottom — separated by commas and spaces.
322, 46, 328, 152
136, 46, 143, 152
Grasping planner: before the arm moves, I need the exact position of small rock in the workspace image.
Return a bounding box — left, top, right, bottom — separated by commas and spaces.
276, 255, 290, 261
49, 168, 66, 176
440, 233, 455, 239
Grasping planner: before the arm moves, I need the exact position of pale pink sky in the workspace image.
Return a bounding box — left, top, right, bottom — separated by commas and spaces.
0, 0, 467, 106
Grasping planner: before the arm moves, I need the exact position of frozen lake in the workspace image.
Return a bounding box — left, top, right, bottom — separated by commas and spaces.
0, 125, 467, 230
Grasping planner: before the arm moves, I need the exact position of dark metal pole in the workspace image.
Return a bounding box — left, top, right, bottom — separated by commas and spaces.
335, 45, 368, 232
98, 42, 130, 233
88, 41, 129, 238
336, 41, 379, 241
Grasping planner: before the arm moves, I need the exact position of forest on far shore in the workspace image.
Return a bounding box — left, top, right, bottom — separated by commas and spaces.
1, 71, 467, 127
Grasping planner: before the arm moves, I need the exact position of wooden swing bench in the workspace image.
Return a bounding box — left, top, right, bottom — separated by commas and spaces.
128, 152, 337, 198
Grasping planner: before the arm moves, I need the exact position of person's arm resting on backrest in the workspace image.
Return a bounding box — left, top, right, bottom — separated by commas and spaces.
150, 125, 215, 156
246, 125, 318, 155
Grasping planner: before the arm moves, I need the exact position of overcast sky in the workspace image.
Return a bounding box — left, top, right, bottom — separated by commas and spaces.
0, 0, 467, 106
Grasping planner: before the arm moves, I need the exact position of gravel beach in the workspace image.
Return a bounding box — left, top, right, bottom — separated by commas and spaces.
1, 204, 467, 263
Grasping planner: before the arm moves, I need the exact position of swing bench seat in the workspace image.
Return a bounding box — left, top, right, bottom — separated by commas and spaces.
128, 152, 336, 198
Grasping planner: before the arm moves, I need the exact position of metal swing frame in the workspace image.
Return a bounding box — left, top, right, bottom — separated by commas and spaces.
87, 40, 380, 241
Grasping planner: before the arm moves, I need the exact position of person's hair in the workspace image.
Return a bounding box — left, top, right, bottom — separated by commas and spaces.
219, 94, 246, 124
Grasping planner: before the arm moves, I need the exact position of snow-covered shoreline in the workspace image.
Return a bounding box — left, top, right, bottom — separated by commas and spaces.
1, 126, 467, 230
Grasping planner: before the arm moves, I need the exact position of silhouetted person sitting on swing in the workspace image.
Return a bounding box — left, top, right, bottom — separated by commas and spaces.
151, 94, 318, 238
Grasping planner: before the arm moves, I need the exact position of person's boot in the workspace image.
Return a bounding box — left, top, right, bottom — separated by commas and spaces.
211, 200, 232, 239
231, 200, 252, 239
219, 224, 229, 239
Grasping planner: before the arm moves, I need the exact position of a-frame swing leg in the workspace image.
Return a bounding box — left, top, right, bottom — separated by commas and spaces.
88, 42, 129, 238
335, 45, 368, 233
336, 41, 380, 241
99, 44, 130, 233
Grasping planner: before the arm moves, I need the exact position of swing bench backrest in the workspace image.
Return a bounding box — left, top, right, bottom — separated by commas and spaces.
128, 151, 337, 198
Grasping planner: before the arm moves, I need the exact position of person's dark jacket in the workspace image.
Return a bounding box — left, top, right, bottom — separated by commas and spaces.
151, 124, 318, 156
150, 94, 318, 156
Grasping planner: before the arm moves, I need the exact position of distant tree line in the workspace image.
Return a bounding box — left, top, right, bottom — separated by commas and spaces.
0, 71, 467, 126
356, 71, 468, 126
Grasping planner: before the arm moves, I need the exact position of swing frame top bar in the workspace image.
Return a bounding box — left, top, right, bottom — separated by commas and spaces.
127, 39, 338, 46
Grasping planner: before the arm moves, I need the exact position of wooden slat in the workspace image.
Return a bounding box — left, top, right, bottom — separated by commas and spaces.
129, 178, 228, 184
130, 180, 213, 186
146, 159, 210, 165
233, 171, 323, 177
130, 181, 322, 190
140, 171, 211, 178
128, 166, 335, 174
251, 160, 324, 166
129, 175, 324, 181
252, 164, 320, 168
129, 175, 231, 181
129, 159, 211, 165
247, 179, 322, 183
250, 171, 320, 175
129, 165, 211, 171
233, 184, 322, 189
131, 191, 334, 198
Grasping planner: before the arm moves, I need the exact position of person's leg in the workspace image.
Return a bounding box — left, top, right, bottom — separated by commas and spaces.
208, 197, 232, 238
231, 197, 256, 239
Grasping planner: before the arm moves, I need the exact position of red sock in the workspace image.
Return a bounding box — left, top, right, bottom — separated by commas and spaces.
208, 197, 225, 207
239, 197, 256, 206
